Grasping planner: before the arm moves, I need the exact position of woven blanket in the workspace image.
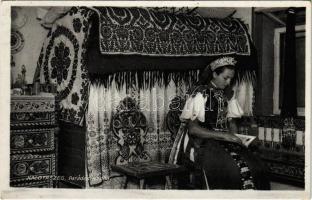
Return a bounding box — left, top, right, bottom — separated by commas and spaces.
94, 7, 251, 56
37, 7, 95, 125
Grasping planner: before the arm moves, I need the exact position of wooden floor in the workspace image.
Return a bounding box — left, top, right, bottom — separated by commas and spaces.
270, 182, 304, 190
58, 181, 305, 190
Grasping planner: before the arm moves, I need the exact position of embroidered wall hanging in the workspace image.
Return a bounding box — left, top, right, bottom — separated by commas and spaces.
37, 7, 95, 125
112, 97, 151, 165
86, 81, 188, 186
94, 7, 251, 56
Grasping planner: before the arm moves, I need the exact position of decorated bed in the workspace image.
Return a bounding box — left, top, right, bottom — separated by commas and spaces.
36, 6, 257, 188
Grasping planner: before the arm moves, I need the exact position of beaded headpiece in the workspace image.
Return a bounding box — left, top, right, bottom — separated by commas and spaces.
210, 56, 237, 71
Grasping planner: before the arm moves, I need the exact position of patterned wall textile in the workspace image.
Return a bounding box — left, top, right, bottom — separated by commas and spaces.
93, 7, 251, 56
86, 79, 188, 187
36, 6, 257, 126
37, 7, 95, 125
112, 97, 151, 164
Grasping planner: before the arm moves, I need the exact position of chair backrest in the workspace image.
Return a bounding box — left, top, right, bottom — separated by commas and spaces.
166, 95, 186, 164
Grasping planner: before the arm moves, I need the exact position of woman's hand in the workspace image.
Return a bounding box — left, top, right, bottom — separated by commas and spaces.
188, 120, 242, 146
221, 133, 243, 145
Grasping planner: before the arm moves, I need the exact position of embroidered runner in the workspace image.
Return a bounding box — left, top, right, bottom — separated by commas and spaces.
94, 7, 251, 56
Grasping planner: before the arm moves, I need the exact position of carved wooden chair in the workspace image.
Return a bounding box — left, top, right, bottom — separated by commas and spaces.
110, 96, 186, 189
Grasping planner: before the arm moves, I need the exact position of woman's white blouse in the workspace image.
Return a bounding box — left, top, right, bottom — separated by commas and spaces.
227, 96, 244, 118
176, 92, 244, 162
180, 92, 244, 122
180, 92, 207, 122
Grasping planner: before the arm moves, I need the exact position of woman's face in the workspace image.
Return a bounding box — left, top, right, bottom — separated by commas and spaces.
211, 68, 235, 89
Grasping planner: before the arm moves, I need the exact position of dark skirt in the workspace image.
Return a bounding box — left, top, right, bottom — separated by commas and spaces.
177, 139, 271, 190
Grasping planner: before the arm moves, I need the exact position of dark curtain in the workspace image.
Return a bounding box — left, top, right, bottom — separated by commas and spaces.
281, 8, 297, 117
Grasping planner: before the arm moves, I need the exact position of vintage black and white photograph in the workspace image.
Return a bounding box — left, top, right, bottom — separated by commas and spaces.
1, 1, 311, 198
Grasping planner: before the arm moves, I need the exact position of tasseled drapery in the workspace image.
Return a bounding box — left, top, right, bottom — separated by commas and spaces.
90, 70, 199, 91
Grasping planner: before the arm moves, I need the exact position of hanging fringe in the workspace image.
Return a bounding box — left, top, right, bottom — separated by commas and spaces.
90, 69, 256, 116
235, 69, 257, 87
90, 70, 201, 91
89, 69, 255, 91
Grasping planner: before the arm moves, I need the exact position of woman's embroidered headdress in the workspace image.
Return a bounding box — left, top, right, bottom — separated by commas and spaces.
203, 55, 255, 116
210, 56, 237, 71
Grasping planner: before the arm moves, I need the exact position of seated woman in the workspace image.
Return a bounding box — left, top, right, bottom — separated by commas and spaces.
169, 56, 270, 190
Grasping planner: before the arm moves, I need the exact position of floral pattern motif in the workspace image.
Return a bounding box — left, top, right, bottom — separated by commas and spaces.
11, 154, 55, 181
29, 161, 49, 173
38, 7, 94, 125
51, 42, 71, 84
112, 97, 150, 165
43, 25, 80, 100
73, 18, 82, 33
97, 7, 251, 56
11, 129, 54, 154
71, 92, 79, 105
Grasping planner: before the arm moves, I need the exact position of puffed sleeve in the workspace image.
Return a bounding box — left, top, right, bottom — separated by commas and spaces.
180, 92, 207, 122
227, 96, 244, 118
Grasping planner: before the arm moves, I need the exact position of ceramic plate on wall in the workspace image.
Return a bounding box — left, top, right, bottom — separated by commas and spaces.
11, 30, 25, 54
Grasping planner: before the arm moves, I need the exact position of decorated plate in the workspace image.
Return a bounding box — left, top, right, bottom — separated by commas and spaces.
11, 30, 25, 54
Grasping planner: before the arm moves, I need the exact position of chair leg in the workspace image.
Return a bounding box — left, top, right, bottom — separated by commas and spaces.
123, 177, 129, 189
139, 179, 145, 189
202, 169, 210, 189
165, 176, 172, 189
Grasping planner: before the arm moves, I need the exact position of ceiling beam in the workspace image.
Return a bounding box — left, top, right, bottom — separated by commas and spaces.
254, 7, 287, 13
262, 12, 286, 26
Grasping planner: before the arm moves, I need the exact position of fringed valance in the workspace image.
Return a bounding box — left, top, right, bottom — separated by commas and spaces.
90, 70, 199, 90
93, 7, 251, 56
